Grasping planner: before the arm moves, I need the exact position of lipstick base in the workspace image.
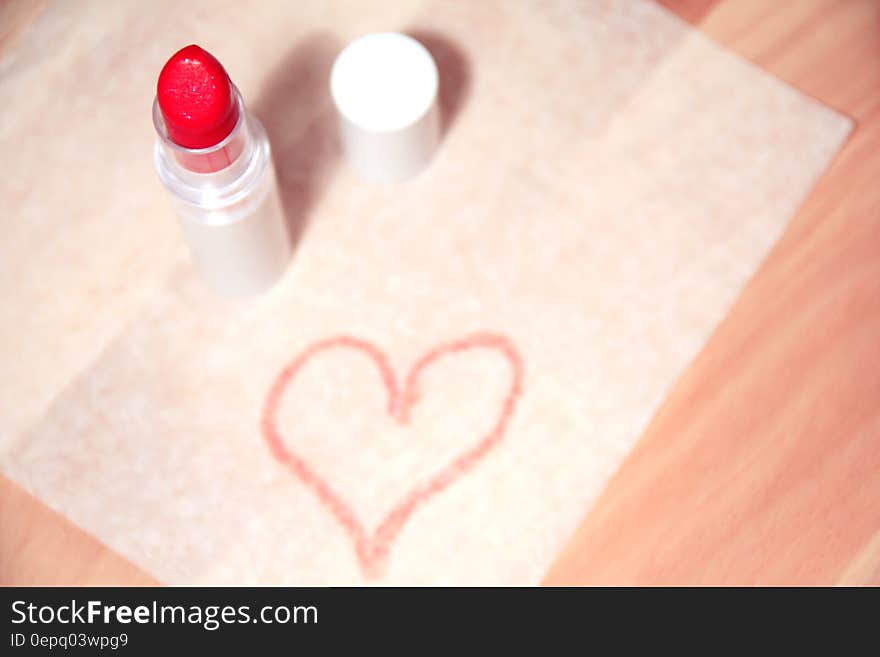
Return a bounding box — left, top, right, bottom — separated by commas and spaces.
154, 91, 292, 298
176, 169, 291, 298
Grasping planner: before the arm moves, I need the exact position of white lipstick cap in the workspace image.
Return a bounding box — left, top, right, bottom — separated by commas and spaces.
330, 32, 440, 183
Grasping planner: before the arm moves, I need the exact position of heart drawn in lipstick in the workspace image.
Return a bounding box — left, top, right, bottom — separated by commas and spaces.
260, 332, 524, 579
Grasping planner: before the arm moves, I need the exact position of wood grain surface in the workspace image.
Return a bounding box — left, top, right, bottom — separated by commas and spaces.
0, 478, 155, 585
545, 0, 880, 586
2, 0, 877, 586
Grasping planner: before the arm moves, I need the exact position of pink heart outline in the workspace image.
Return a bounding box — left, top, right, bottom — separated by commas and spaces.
260, 332, 524, 579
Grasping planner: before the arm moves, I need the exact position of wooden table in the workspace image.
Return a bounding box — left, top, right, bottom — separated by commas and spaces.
3, 0, 879, 586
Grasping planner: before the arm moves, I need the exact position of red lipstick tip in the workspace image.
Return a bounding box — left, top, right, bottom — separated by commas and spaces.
157, 44, 240, 150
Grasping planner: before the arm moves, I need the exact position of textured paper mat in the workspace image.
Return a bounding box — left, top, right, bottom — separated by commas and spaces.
0, 0, 851, 584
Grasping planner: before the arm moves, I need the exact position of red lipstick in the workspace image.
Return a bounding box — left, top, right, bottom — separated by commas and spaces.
152, 44, 291, 297
157, 45, 240, 150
